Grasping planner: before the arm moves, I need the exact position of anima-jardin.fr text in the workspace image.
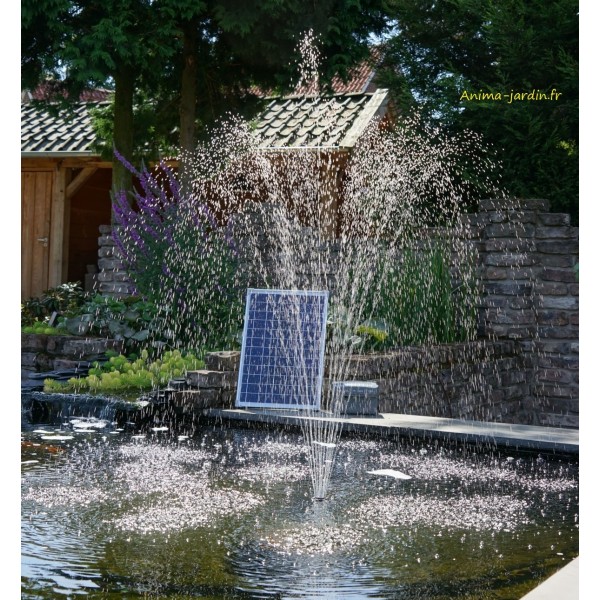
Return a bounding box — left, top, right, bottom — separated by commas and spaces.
460, 89, 562, 103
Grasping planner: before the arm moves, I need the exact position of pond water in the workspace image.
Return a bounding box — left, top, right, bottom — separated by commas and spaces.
22, 409, 578, 599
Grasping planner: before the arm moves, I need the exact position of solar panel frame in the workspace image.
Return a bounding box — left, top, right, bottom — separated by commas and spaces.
235, 288, 329, 410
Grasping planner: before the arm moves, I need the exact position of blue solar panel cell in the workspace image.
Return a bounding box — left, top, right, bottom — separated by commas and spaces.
235, 289, 329, 409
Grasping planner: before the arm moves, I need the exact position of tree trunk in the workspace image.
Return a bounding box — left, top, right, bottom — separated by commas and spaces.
179, 20, 198, 196
112, 65, 136, 213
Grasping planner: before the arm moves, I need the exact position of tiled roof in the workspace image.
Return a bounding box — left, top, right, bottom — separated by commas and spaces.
22, 87, 389, 155
21, 102, 105, 155
329, 60, 379, 94
254, 88, 389, 149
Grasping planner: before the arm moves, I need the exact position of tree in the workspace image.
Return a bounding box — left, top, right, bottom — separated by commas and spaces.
379, 0, 578, 220
22, 0, 185, 196
22, 0, 390, 197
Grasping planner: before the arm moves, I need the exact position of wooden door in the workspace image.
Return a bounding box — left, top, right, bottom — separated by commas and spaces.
21, 170, 53, 300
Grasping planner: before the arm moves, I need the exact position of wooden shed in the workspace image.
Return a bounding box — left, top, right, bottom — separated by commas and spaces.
21, 96, 113, 300
21, 59, 392, 301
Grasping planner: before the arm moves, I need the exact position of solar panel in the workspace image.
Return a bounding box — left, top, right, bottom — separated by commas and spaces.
235, 289, 329, 409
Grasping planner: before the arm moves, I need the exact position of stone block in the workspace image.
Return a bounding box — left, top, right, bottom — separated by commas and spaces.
173, 388, 221, 409
35, 354, 54, 371
538, 413, 578, 429
537, 240, 578, 254
485, 309, 535, 325
98, 235, 114, 247
53, 359, 90, 372
536, 282, 568, 295
538, 325, 578, 339
483, 281, 533, 296
535, 226, 575, 239
500, 370, 526, 386
533, 384, 577, 398
538, 355, 578, 370
61, 337, 122, 357
520, 199, 550, 211
483, 238, 536, 252
531, 340, 574, 354
485, 222, 535, 238
539, 267, 578, 283
97, 271, 114, 282
186, 369, 237, 389
98, 282, 133, 296
204, 351, 241, 372
537, 311, 570, 326
113, 272, 133, 282
21, 352, 39, 368
537, 254, 577, 268
45, 335, 68, 354
507, 296, 534, 310
503, 383, 528, 400
221, 391, 237, 408
21, 333, 48, 352
98, 245, 116, 258
536, 295, 578, 309
98, 258, 124, 270
537, 368, 575, 384
484, 253, 534, 267
537, 213, 570, 226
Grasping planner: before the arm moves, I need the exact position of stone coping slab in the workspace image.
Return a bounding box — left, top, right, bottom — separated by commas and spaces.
205, 408, 579, 454
519, 557, 578, 600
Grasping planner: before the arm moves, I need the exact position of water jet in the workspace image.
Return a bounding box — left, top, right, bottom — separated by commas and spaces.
21, 33, 578, 598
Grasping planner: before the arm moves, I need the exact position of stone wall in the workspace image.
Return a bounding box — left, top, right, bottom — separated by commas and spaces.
96, 225, 135, 298
468, 199, 579, 428
21, 333, 123, 373
190, 342, 528, 423
96, 197, 578, 428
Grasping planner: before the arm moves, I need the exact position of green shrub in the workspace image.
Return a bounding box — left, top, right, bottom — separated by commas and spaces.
328, 242, 478, 352
112, 159, 244, 353
43, 349, 203, 395
21, 321, 64, 336
21, 282, 88, 326
377, 243, 478, 347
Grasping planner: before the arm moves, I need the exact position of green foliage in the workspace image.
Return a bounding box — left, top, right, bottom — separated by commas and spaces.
21, 282, 88, 326
21, 284, 170, 353
331, 244, 478, 352
379, 245, 476, 346
21, 321, 63, 336
380, 0, 578, 220
70, 294, 160, 350
43, 349, 203, 395
113, 160, 244, 353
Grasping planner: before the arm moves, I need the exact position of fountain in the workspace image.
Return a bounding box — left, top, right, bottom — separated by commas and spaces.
21, 32, 578, 598
21, 414, 578, 598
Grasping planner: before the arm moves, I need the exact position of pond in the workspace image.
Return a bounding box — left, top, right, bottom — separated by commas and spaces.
21, 404, 578, 599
